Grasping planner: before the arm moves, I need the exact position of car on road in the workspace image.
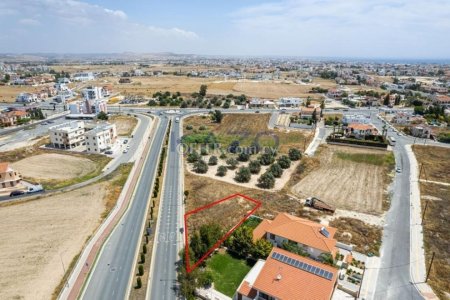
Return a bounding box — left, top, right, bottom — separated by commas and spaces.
48, 120, 55, 124
123, 139, 128, 144
396, 167, 402, 173
255, 110, 260, 113
10, 190, 25, 197
105, 150, 113, 155
123, 149, 128, 153
41, 122, 48, 125
27, 184, 44, 194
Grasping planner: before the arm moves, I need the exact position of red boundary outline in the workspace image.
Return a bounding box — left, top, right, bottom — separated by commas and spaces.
184, 193, 261, 273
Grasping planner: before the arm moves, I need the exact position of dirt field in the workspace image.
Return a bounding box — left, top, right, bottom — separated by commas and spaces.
0, 85, 48, 102
413, 145, 450, 298
12, 153, 96, 180
412, 145, 450, 182
0, 184, 107, 300
109, 115, 138, 136
291, 145, 394, 215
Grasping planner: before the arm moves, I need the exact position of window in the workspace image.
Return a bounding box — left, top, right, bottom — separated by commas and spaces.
269, 233, 275, 240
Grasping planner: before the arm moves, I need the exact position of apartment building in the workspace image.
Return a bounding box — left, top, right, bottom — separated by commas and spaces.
0, 163, 22, 189
72, 72, 94, 82
279, 97, 303, 107
49, 120, 85, 149
85, 123, 117, 153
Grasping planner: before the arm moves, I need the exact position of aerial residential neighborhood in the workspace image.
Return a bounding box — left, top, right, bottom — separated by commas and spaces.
0, 1, 449, 300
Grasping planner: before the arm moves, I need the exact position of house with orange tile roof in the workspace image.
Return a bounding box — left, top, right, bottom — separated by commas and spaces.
345, 123, 378, 139
253, 213, 337, 260
432, 94, 450, 108
235, 247, 338, 300
0, 162, 22, 189
0, 110, 30, 127
300, 107, 321, 119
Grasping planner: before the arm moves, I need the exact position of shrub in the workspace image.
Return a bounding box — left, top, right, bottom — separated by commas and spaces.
193, 159, 208, 174
235, 167, 251, 183
249, 160, 261, 174
199, 125, 207, 131
187, 150, 200, 163
136, 277, 142, 288
219, 153, 227, 159
200, 148, 208, 156
269, 163, 283, 178
237, 152, 250, 162
259, 153, 275, 165
186, 124, 193, 130
143, 244, 147, 254
277, 155, 291, 169
140, 253, 145, 264
226, 158, 239, 169
138, 265, 144, 276
216, 165, 228, 176
257, 172, 275, 189
208, 155, 218, 165
288, 148, 302, 161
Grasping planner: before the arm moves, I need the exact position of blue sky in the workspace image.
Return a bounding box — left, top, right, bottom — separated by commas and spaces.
0, 0, 449, 58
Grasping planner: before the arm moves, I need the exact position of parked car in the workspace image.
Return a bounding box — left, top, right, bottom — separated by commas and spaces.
123, 149, 128, 153
123, 139, 128, 144
9, 190, 25, 197
396, 168, 402, 173
27, 184, 44, 194
255, 110, 260, 113
105, 150, 113, 155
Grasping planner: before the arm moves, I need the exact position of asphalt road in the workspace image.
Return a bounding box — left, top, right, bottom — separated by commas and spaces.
147, 118, 182, 300
80, 117, 169, 300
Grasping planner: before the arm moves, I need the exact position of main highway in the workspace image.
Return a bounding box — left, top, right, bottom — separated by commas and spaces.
80, 117, 169, 300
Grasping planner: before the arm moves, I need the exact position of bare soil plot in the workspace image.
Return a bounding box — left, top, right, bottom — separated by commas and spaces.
413, 145, 450, 298
12, 153, 96, 180
109, 115, 138, 136
291, 145, 394, 215
0, 184, 108, 300
0, 85, 47, 102
413, 145, 450, 182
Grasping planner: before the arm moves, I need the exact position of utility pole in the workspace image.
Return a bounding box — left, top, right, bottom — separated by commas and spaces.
426, 252, 435, 282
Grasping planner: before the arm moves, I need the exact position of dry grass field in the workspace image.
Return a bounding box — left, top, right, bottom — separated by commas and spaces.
109, 115, 138, 136
0, 183, 108, 300
291, 145, 394, 215
12, 153, 96, 181
0, 85, 47, 102
413, 145, 450, 298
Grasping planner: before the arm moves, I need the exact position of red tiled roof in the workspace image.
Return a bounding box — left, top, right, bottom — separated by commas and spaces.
0, 162, 10, 173
252, 247, 338, 300
253, 213, 337, 253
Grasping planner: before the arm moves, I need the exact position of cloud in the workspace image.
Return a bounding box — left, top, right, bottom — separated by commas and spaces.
228, 0, 450, 58
0, 0, 199, 53
18, 18, 41, 26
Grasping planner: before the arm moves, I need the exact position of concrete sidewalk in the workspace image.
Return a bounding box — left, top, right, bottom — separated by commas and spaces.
405, 145, 438, 300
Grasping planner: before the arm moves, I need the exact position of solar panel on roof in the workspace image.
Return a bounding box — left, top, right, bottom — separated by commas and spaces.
320, 226, 330, 238
270, 252, 334, 281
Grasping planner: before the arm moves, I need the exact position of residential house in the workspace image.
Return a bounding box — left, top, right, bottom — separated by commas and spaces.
16, 92, 38, 103
342, 114, 371, 124
391, 112, 425, 125
327, 89, 343, 99
253, 213, 337, 260
249, 98, 276, 109
0, 163, 22, 188
119, 77, 131, 84
0, 111, 30, 127
235, 247, 338, 300
49, 121, 86, 149
72, 72, 94, 82
278, 97, 303, 108
410, 125, 431, 139
300, 107, 321, 119
432, 95, 450, 108
85, 123, 117, 154
346, 123, 379, 138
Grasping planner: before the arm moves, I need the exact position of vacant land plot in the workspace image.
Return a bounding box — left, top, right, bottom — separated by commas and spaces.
413, 145, 450, 182
0, 85, 46, 102
413, 145, 450, 298
109, 114, 138, 136
291, 145, 394, 215
0, 184, 107, 300
12, 153, 96, 180
183, 114, 309, 153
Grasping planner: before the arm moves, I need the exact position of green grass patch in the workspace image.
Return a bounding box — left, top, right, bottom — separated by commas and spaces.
243, 216, 262, 229
336, 151, 394, 167
206, 253, 252, 297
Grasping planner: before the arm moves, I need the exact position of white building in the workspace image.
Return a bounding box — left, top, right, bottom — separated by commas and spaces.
342, 114, 371, 124
16, 92, 38, 103
82, 86, 103, 100
84, 99, 108, 114
279, 97, 303, 107
85, 123, 117, 153
68, 101, 83, 114
72, 72, 94, 82
49, 121, 85, 149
